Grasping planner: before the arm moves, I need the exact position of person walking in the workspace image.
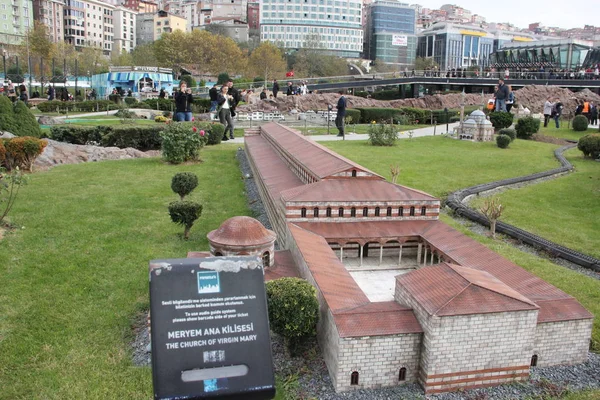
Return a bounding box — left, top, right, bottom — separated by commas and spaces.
47, 85, 55, 101
18, 84, 28, 104
272, 79, 279, 98
552, 99, 563, 128
159, 88, 166, 99
286, 81, 294, 96
494, 79, 509, 112
335, 90, 347, 138
226, 80, 240, 117
582, 100, 591, 123
209, 85, 218, 113
543, 98, 553, 127
174, 81, 193, 121
217, 85, 235, 141
590, 103, 598, 126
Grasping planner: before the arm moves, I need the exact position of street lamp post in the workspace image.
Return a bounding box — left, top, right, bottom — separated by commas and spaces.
2, 49, 6, 81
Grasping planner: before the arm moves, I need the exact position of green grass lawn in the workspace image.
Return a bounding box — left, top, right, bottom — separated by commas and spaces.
299, 124, 419, 136
322, 136, 561, 198
0, 145, 251, 399
470, 148, 600, 259
537, 125, 596, 142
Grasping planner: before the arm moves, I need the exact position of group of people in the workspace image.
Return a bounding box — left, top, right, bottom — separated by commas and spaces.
1, 80, 29, 103
574, 100, 598, 126
489, 78, 516, 112
206, 80, 242, 140
542, 98, 565, 128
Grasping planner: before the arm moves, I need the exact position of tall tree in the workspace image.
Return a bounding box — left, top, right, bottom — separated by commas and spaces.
153, 30, 192, 71
414, 57, 439, 71
131, 43, 158, 66
247, 42, 286, 82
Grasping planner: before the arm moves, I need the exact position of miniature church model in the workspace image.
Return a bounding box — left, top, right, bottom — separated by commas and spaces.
455, 109, 495, 141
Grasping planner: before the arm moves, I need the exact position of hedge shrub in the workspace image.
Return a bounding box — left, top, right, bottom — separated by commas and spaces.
370, 89, 402, 100
198, 122, 224, 146
515, 117, 540, 140
368, 123, 398, 146
0, 140, 6, 164
2, 137, 48, 171
344, 109, 361, 125
489, 112, 514, 130
13, 101, 43, 138
572, 115, 589, 132
498, 128, 516, 141
140, 98, 211, 114
160, 122, 208, 164
0, 95, 18, 135
577, 133, 600, 159
50, 125, 163, 150
266, 278, 319, 347
171, 172, 199, 200
168, 200, 203, 240
496, 134, 511, 149
37, 100, 119, 113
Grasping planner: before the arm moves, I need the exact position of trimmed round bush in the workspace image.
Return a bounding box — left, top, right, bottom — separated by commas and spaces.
515, 116, 540, 140
171, 172, 198, 200
266, 277, 319, 345
577, 133, 600, 159
168, 200, 203, 239
489, 111, 514, 130
498, 128, 516, 141
496, 134, 511, 149
572, 115, 589, 132
3, 136, 48, 171
367, 123, 398, 146
0, 95, 18, 135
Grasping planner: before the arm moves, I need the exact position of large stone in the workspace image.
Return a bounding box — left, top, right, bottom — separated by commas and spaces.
0, 131, 15, 139
37, 116, 61, 125
34, 139, 154, 170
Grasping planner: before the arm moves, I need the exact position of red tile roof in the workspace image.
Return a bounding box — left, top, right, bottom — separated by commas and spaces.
264, 250, 301, 281
294, 220, 592, 322
244, 134, 304, 202
281, 179, 439, 203
396, 263, 538, 316
334, 302, 423, 337
260, 122, 382, 180
207, 216, 276, 247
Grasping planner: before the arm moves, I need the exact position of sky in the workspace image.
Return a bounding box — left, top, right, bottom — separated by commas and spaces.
417, 1, 600, 30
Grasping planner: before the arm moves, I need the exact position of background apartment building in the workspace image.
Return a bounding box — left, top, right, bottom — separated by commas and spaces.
365, 0, 416, 68
0, 0, 34, 46
260, 0, 363, 58
32, 0, 64, 43
135, 9, 187, 45
113, 5, 136, 53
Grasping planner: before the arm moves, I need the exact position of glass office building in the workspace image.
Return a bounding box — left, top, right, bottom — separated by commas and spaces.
260, 0, 363, 58
365, 1, 416, 68
490, 39, 594, 70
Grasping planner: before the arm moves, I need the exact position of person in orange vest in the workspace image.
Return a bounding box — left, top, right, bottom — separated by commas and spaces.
582, 101, 591, 123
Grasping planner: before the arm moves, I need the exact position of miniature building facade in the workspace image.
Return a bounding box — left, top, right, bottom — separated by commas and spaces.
455, 109, 495, 142
244, 122, 593, 394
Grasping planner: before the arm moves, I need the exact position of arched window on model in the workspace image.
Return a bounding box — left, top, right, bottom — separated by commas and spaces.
313, 207, 319, 218
350, 371, 359, 385
326, 207, 332, 217
410, 206, 415, 216
399, 206, 404, 216
387, 207, 392, 217
351, 207, 356, 217
375, 207, 380, 216
398, 367, 407, 381
262, 251, 270, 266
301, 208, 306, 218
530, 355, 538, 367
338, 207, 344, 217
421, 206, 426, 216
363, 207, 368, 217
351, 169, 357, 177
215, 252, 223, 256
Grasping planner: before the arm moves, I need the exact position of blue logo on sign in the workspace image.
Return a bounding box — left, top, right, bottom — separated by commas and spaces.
198, 271, 220, 294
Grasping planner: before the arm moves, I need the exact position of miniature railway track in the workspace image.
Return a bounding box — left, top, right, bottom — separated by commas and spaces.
446, 143, 600, 272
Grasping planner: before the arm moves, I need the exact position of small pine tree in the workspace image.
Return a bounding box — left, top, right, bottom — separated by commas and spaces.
0, 96, 18, 135
168, 200, 202, 239
216, 73, 230, 85
13, 101, 42, 138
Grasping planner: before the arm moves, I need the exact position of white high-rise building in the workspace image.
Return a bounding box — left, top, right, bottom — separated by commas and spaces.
113, 5, 136, 53
260, 0, 363, 58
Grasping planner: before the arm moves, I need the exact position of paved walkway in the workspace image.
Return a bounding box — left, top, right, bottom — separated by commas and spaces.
227, 122, 460, 144
53, 110, 119, 119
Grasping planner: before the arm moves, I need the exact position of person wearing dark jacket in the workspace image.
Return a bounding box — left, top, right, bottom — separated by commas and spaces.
217, 85, 235, 141
174, 82, 193, 121
335, 91, 347, 138
272, 79, 279, 98
552, 99, 563, 128
494, 79, 509, 112
209, 85, 219, 112
226, 80, 240, 117
159, 88, 166, 99
260, 88, 267, 100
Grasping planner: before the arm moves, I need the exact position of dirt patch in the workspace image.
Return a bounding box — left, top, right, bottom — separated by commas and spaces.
532, 134, 572, 145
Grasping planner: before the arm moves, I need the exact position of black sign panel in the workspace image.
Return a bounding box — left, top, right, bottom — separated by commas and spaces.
149, 256, 275, 400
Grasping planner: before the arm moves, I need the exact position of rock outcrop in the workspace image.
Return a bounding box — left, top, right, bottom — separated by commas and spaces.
237, 85, 600, 116
34, 139, 155, 170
